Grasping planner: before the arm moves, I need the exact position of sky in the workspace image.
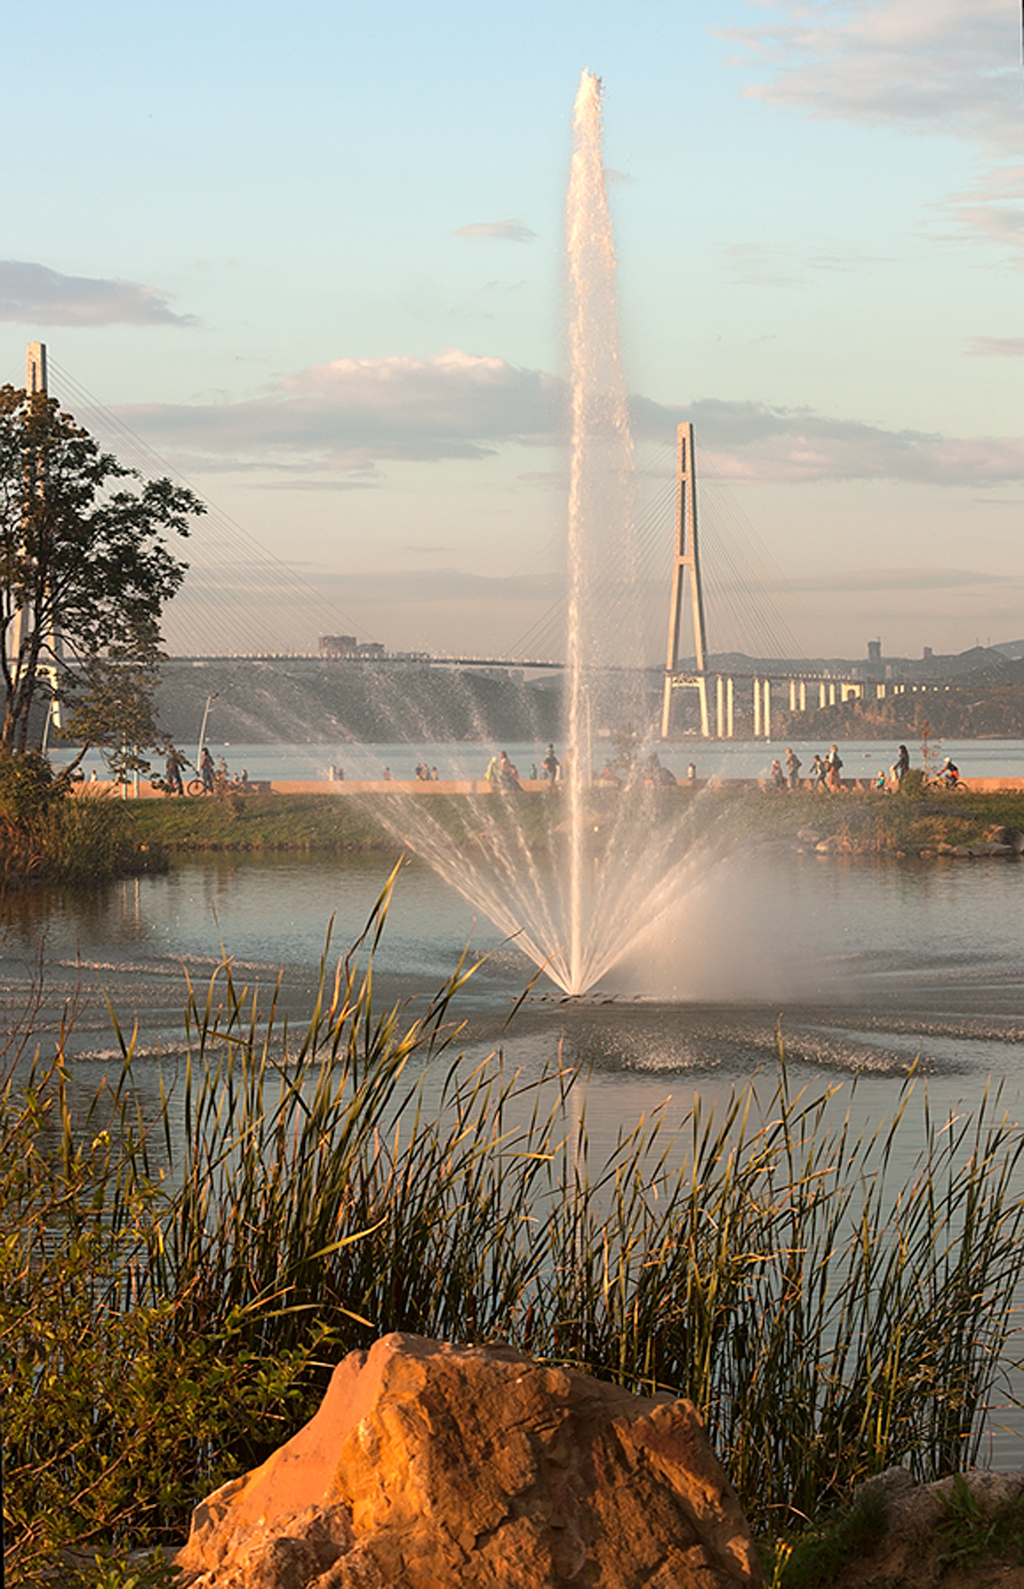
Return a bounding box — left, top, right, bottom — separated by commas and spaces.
2, 0, 1022, 661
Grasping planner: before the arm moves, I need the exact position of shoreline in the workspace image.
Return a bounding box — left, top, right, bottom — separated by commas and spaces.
99, 784, 1024, 862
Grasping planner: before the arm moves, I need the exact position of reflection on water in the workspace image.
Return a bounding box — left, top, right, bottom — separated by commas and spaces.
3, 848, 1024, 1084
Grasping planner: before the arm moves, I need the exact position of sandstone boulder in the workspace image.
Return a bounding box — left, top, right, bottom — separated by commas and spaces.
177, 1333, 762, 1589
839, 1466, 1024, 1587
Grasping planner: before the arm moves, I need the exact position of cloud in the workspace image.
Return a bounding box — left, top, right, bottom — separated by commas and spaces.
773, 566, 1015, 595
722, 0, 1024, 250
332, 567, 560, 603
631, 394, 1024, 486
115, 347, 1024, 489
724, 242, 891, 288
120, 350, 561, 475
454, 219, 537, 242
725, 1, 1017, 146
968, 336, 1024, 357
0, 260, 195, 326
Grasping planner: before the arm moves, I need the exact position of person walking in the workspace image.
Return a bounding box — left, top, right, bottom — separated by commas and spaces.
200, 746, 215, 794
165, 747, 185, 797
784, 747, 802, 790
542, 743, 559, 788
825, 743, 843, 792
892, 744, 910, 785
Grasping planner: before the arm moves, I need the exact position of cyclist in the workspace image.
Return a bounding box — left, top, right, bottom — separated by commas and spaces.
939, 757, 960, 787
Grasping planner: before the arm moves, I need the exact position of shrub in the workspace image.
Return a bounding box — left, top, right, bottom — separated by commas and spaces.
0, 751, 154, 887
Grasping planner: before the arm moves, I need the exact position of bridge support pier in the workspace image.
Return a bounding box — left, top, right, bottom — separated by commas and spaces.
751, 677, 771, 739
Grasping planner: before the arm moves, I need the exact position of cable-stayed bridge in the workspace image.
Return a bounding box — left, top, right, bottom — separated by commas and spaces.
7, 345, 892, 740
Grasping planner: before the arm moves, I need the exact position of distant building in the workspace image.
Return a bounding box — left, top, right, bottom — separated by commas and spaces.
318, 635, 386, 660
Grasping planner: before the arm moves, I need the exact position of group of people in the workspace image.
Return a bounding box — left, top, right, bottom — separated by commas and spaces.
163, 746, 247, 795
164, 746, 218, 795
485, 749, 524, 791
769, 742, 962, 793
770, 745, 845, 792
482, 743, 563, 791
413, 763, 440, 781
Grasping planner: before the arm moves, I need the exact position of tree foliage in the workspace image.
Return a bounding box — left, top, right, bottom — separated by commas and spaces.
0, 385, 203, 762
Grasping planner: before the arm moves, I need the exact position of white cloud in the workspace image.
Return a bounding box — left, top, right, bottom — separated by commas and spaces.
120, 351, 561, 474
454, 219, 537, 242
0, 260, 195, 326
723, 0, 1024, 250
114, 349, 1024, 488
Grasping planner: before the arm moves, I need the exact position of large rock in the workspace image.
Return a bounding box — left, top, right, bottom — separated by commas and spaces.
177, 1333, 762, 1589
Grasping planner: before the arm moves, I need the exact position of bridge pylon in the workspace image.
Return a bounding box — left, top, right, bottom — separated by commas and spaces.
660, 421, 709, 739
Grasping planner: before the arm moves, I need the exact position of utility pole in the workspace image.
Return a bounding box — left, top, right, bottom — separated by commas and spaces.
12, 343, 63, 744
7, 346, 47, 668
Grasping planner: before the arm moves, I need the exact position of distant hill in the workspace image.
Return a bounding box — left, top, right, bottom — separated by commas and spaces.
153, 660, 561, 747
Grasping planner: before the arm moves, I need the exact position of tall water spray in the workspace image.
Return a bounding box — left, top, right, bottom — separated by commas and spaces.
564, 68, 644, 993
359, 72, 699, 999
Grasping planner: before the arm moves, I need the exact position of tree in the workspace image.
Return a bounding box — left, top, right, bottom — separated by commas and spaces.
0, 384, 204, 766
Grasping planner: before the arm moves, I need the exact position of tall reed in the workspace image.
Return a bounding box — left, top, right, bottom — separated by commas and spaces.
3, 879, 1024, 1580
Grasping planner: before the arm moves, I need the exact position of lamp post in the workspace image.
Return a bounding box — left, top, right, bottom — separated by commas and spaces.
197, 692, 218, 778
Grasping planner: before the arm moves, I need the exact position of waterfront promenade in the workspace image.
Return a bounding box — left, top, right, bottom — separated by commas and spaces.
75, 775, 1024, 798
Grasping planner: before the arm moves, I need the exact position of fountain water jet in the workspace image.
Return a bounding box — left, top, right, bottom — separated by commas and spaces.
358, 71, 707, 998
565, 67, 644, 993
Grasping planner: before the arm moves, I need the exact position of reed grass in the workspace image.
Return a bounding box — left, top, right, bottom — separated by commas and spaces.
0, 752, 157, 887
3, 878, 1024, 1581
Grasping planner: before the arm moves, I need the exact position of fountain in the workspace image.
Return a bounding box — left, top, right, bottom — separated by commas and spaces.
361, 71, 706, 997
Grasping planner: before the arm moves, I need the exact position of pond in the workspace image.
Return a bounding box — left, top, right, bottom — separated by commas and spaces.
4, 832, 1024, 1465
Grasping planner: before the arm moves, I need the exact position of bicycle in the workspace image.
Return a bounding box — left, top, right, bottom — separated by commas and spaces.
922, 774, 969, 794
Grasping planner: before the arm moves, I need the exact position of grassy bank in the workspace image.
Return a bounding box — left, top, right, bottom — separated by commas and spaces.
0, 754, 165, 889
122, 782, 1024, 861
125, 788, 399, 852
3, 885, 1024, 1584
